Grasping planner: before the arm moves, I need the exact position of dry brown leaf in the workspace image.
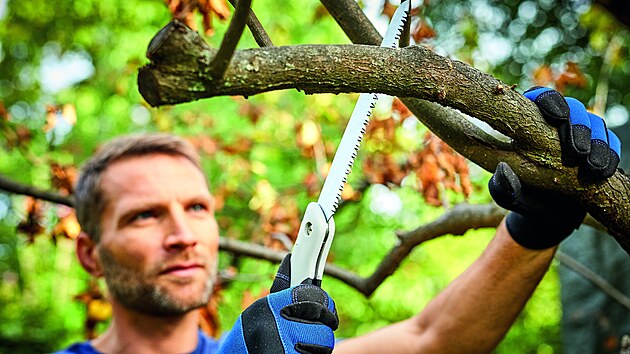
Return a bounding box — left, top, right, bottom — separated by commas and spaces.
239, 102, 264, 124
412, 20, 436, 42
313, 4, 330, 22
199, 281, 223, 338
74, 279, 110, 339
302, 172, 321, 198
392, 97, 412, 120
220, 136, 253, 155
17, 197, 45, 243
187, 135, 219, 155
365, 117, 397, 147
165, 0, 230, 35
240, 288, 269, 311
408, 132, 471, 206
0, 101, 9, 121
260, 199, 301, 246
532, 65, 554, 88
50, 162, 77, 195
44, 104, 58, 132
555, 62, 587, 93
363, 153, 405, 186
381, 2, 397, 19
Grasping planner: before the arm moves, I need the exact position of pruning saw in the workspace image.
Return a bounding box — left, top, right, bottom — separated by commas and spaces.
290, 1, 412, 287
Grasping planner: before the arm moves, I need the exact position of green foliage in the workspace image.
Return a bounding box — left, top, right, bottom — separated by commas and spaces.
1, 0, 628, 352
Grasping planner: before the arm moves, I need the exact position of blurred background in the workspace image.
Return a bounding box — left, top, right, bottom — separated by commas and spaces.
0, 0, 628, 352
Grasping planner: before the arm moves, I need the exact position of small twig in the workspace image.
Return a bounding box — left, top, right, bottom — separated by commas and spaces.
227, 0, 274, 47
399, 0, 412, 48
319, 0, 382, 45
270, 232, 293, 251
556, 251, 630, 311
208, 0, 252, 80
593, 33, 624, 116
0, 173, 74, 207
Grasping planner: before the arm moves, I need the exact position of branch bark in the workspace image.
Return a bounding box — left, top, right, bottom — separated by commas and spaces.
138, 20, 630, 252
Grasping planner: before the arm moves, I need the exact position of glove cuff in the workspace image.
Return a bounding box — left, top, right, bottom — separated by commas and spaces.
505, 212, 573, 250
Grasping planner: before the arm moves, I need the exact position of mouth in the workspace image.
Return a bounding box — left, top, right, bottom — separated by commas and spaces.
160, 262, 205, 277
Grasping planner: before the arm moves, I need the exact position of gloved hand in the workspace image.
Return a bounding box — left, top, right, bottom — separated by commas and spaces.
523, 86, 621, 179
489, 162, 586, 249
488, 87, 622, 249
218, 254, 338, 354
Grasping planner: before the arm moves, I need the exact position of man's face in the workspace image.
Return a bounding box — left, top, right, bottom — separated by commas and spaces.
96, 154, 219, 316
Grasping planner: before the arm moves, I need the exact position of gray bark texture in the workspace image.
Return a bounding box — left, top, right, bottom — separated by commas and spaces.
137, 20, 630, 254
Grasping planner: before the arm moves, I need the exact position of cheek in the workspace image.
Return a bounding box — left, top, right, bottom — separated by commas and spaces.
195, 218, 220, 251
100, 230, 163, 270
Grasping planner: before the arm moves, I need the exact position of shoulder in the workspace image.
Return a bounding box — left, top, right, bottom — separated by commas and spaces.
53, 341, 101, 354
190, 330, 222, 354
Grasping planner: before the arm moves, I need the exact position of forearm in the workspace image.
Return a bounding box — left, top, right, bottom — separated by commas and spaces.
334, 218, 556, 354
412, 218, 556, 353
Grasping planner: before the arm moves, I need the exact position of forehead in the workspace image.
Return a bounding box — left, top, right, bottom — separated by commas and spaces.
100, 154, 211, 211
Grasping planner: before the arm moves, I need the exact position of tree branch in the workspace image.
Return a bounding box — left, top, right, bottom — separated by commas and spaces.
227, 0, 274, 47
207, 0, 251, 79
556, 251, 630, 311
0, 173, 74, 207
137, 21, 630, 250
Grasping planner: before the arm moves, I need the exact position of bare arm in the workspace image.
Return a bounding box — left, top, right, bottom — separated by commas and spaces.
334, 218, 556, 354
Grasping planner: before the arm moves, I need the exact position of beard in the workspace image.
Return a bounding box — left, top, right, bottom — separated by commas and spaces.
99, 247, 217, 317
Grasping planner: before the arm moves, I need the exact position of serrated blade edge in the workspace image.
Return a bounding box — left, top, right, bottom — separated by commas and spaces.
316, 1, 410, 220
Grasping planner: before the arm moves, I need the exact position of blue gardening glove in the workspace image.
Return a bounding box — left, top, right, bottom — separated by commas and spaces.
523, 86, 622, 179
489, 88, 622, 249
218, 254, 338, 354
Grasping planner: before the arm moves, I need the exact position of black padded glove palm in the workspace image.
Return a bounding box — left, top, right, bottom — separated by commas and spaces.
489, 162, 585, 249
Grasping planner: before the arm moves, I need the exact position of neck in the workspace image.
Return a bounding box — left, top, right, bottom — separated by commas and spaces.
91, 300, 201, 354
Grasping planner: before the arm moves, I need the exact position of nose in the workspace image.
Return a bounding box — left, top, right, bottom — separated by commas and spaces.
163, 206, 198, 250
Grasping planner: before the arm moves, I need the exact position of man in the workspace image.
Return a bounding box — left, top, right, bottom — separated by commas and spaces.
57, 88, 621, 353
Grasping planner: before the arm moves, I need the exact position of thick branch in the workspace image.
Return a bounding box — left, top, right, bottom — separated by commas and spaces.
138, 22, 630, 249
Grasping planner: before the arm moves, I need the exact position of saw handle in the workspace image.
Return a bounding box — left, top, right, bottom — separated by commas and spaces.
290, 202, 335, 287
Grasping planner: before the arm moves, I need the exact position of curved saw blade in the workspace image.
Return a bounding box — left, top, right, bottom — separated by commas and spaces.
316, 1, 411, 220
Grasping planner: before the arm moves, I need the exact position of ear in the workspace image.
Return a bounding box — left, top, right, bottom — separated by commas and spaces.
76, 232, 103, 277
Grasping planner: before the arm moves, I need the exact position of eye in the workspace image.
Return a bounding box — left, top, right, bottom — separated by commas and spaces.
188, 203, 208, 213
131, 210, 157, 223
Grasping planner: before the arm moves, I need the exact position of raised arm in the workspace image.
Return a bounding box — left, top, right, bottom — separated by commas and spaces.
335, 88, 622, 353
335, 220, 555, 354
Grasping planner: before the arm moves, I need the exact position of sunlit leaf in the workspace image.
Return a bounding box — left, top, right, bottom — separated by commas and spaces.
297, 119, 321, 148
62, 104, 77, 126
52, 207, 81, 240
